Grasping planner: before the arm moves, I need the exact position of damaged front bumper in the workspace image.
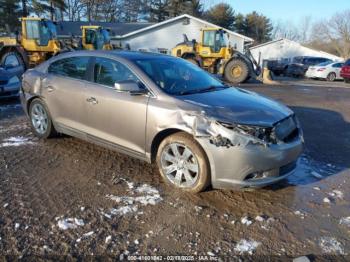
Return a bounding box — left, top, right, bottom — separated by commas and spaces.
196, 136, 303, 189
168, 111, 304, 189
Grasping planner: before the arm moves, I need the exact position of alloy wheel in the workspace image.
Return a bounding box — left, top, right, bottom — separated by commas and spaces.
160, 143, 199, 188
31, 103, 48, 134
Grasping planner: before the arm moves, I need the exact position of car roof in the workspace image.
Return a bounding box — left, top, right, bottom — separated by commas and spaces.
62, 50, 172, 60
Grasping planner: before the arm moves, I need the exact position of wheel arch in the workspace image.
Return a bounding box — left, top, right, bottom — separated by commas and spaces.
150, 128, 184, 163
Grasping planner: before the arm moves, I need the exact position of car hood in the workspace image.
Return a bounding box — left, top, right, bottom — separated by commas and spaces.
176, 87, 293, 127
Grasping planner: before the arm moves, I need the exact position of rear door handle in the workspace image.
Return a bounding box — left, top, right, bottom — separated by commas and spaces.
86, 97, 98, 104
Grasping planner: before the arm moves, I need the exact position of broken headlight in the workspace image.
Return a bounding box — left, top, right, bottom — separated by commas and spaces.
218, 121, 275, 144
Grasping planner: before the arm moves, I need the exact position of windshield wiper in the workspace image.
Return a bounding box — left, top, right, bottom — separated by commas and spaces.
177, 85, 228, 96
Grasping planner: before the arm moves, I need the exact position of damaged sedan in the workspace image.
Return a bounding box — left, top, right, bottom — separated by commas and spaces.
20, 51, 303, 193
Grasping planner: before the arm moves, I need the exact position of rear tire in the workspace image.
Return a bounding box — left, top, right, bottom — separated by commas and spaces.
156, 132, 210, 193
29, 98, 57, 139
327, 72, 336, 82
224, 58, 249, 84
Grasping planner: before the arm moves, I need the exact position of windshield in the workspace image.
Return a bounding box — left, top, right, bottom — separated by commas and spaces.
25, 20, 56, 46
132, 57, 228, 95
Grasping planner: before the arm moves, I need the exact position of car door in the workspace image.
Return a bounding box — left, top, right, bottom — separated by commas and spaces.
84, 57, 149, 156
42, 56, 91, 133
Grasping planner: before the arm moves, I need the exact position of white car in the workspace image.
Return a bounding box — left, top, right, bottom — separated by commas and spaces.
305, 61, 344, 81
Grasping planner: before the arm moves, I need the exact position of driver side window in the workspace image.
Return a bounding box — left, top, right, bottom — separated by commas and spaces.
93, 58, 139, 88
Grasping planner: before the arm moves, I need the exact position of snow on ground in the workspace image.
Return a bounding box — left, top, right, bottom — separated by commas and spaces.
339, 217, 350, 228
319, 237, 345, 255
56, 217, 85, 230
0, 136, 34, 147
104, 181, 162, 218
241, 217, 253, 226
234, 239, 261, 255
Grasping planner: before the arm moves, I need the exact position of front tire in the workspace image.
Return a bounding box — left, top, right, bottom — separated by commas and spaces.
156, 132, 210, 193
224, 58, 250, 84
29, 98, 57, 139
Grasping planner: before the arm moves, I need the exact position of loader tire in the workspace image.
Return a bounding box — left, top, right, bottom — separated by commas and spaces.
224, 58, 249, 84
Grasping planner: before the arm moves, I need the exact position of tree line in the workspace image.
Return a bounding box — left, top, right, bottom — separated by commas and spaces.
0, 0, 349, 58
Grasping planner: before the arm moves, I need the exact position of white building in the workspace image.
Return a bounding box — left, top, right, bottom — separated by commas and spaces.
250, 38, 343, 66
58, 14, 253, 54
114, 14, 254, 54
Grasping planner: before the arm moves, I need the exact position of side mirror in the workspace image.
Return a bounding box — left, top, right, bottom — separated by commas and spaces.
114, 80, 148, 95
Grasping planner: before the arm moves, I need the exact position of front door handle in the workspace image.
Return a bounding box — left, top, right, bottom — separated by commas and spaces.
86, 97, 98, 105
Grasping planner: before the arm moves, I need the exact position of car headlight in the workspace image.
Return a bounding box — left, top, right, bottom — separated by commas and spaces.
8, 76, 20, 85
218, 121, 275, 143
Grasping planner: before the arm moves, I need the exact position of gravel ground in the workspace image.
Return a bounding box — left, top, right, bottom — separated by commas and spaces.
0, 79, 349, 260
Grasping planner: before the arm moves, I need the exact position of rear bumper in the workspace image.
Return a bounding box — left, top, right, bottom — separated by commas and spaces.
196, 136, 303, 189
305, 70, 325, 79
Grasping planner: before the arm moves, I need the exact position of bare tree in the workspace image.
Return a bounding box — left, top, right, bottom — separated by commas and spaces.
312, 10, 350, 58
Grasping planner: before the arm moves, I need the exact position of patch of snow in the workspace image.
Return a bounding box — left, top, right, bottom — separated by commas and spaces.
110, 205, 138, 216
57, 217, 85, 230
105, 235, 112, 244
3, 203, 8, 208
294, 210, 305, 218
293, 256, 310, 262
323, 197, 331, 203
80, 206, 85, 211
83, 231, 94, 237
241, 216, 253, 226
319, 237, 345, 255
234, 239, 261, 255
329, 190, 343, 199
105, 182, 162, 218
339, 217, 350, 227
0, 136, 34, 147
255, 215, 265, 222
97, 181, 101, 186
313, 187, 321, 191
134, 239, 139, 245
15, 223, 20, 230
231, 220, 235, 225
207, 251, 215, 256
194, 206, 203, 212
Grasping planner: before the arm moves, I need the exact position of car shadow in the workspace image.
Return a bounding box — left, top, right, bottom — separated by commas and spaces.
267, 105, 349, 190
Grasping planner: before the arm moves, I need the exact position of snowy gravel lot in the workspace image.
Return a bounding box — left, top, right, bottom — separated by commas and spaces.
0, 80, 350, 260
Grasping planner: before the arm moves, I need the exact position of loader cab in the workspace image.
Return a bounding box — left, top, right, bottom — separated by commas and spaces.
21, 18, 59, 49
81, 26, 112, 50
200, 28, 230, 57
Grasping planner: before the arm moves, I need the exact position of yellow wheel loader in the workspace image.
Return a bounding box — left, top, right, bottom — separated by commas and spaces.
171, 28, 261, 84
0, 17, 65, 68
80, 26, 113, 50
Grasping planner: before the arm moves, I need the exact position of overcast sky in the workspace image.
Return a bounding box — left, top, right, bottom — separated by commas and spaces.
204, 0, 349, 23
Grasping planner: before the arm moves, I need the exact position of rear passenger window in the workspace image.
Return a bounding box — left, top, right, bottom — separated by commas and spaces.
93, 57, 139, 87
48, 57, 89, 80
